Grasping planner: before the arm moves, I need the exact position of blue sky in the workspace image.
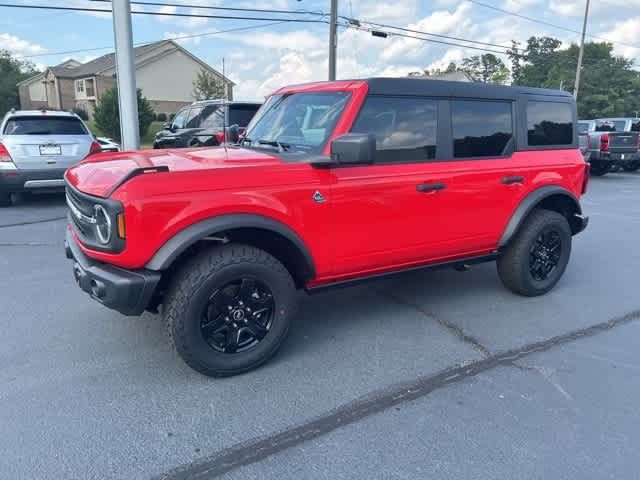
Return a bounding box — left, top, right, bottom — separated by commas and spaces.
2, 0, 639, 99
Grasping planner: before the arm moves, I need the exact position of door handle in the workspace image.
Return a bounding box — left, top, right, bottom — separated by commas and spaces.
417, 182, 446, 193
501, 175, 524, 185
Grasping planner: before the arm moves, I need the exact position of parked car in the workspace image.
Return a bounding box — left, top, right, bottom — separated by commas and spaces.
594, 117, 640, 172
153, 100, 261, 149
0, 109, 100, 207
577, 120, 593, 158
64, 78, 589, 377
584, 119, 639, 176
96, 137, 120, 153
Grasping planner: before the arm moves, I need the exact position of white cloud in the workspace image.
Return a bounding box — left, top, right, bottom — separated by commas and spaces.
502, 0, 540, 12
0, 33, 46, 55
602, 17, 640, 60
163, 31, 202, 46
232, 30, 324, 51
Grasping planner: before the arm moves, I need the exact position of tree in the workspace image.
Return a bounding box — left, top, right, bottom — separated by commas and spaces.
409, 61, 459, 78
93, 87, 154, 141
0, 50, 39, 116
510, 36, 640, 118
192, 69, 226, 100
459, 54, 510, 84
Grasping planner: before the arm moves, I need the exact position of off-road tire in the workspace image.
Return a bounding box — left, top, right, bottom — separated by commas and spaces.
589, 162, 609, 176
0, 192, 12, 207
163, 243, 297, 377
622, 161, 640, 172
497, 209, 572, 297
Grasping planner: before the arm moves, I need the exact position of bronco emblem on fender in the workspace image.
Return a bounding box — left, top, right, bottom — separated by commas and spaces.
312, 190, 325, 203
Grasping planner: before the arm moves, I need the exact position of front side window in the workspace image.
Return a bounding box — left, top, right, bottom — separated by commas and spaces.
171, 109, 189, 130
351, 96, 437, 162
527, 101, 573, 146
3, 116, 88, 135
452, 100, 513, 158
242, 92, 351, 154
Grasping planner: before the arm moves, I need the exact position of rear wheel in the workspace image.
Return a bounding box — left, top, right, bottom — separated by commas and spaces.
497, 209, 572, 296
0, 192, 12, 207
163, 243, 297, 377
589, 162, 609, 176
622, 161, 640, 172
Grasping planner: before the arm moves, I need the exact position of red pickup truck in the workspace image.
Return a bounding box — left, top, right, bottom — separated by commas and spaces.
65, 78, 589, 376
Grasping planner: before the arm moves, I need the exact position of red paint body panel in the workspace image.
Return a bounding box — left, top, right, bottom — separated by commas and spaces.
65, 81, 587, 288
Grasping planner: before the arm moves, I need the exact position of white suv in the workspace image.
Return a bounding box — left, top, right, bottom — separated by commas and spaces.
0, 109, 99, 207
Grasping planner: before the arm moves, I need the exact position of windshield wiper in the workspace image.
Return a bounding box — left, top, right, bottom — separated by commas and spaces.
258, 139, 290, 152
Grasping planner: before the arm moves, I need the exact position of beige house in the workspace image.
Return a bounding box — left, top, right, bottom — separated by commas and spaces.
18, 40, 234, 119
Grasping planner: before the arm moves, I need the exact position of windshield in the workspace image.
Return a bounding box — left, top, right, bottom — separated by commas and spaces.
242, 92, 351, 154
3, 116, 88, 135
596, 120, 626, 132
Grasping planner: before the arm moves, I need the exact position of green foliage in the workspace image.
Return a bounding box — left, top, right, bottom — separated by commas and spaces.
156, 112, 167, 122
459, 54, 510, 84
510, 36, 640, 118
0, 50, 39, 116
93, 87, 154, 141
192, 69, 226, 100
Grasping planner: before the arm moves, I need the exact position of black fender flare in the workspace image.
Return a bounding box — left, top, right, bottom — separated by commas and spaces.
145, 214, 316, 279
498, 186, 582, 248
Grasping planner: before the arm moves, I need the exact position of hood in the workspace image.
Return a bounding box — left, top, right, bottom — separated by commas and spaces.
65, 146, 283, 197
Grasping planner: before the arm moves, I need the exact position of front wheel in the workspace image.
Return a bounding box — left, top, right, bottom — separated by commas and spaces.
163, 244, 297, 377
497, 209, 572, 296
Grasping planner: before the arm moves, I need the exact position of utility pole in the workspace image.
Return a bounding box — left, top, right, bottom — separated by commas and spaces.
573, 0, 590, 99
112, 0, 140, 150
328, 0, 338, 80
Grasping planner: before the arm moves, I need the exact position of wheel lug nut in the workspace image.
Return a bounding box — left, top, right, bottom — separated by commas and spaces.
227, 306, 232, 311
232, 323, 238, 328
244, 319, 248, 323
225, 316, 230, 322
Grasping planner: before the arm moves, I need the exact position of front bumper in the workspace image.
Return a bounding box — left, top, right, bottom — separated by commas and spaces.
589, 152, 639, 163
65, 228, 161, 316
0, 168, 67, 192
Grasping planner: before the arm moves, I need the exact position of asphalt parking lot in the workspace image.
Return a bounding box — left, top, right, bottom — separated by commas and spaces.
1, 173, 640, 480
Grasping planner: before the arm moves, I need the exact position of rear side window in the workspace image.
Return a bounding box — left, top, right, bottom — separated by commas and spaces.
228, 105, 260, 126
631, 120, 640, 132
3, 116, 87, 135
452, 100, 513, 158
527, 101, 573, 146
185, 107, 204, 128
351, 96, 437, 162
577, 122, 590, 134
200, 106, 224, 130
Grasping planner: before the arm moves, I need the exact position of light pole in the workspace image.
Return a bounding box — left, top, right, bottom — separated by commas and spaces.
112, 0, 140, 150
328, 0, 338, 80
573, 0, 590, 99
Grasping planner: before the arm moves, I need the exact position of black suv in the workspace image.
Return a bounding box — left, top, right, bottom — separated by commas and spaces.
153, 100, 261, 149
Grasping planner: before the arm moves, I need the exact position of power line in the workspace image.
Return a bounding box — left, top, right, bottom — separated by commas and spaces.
88, 0, 327, 17
19, 21, 292, 59
467, 0, 640, 49
348, 17, 524, 52
0, 3, 329, 23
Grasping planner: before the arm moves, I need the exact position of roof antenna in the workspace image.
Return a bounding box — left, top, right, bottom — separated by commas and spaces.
222, 56, 227, 147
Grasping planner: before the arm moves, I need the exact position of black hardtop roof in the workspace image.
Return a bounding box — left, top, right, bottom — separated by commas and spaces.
363, 77, 574, 101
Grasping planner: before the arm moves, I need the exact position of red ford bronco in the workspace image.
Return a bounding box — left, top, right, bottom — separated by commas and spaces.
65, 78, 589, 376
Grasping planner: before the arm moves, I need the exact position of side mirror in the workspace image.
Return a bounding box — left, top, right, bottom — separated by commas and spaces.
163, 122, 172, 131
330, 133, 376, 166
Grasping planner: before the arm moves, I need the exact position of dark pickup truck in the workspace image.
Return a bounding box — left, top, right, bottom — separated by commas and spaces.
584, 118, 640, 176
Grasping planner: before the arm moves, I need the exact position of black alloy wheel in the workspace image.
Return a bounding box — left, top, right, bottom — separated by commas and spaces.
529, 230, 562, 281
201, 278, 275, 354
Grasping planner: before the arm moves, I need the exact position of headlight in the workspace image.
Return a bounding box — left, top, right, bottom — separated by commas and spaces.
93, 204, 112, 244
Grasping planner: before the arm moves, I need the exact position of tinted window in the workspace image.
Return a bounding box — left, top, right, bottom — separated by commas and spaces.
3, 116, 87, 135
527, 101, 573, 146
200, 106, 224, 130
631, 120, 640, 132
351, 96, 437, 162
452, 100, 513, 158
228, 105, 260, 127
172, 109, 188, 130
185, 107, 204, 128
595, 121, 616, 132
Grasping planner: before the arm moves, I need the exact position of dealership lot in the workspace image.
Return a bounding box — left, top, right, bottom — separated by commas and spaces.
1, 173, 640, 479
